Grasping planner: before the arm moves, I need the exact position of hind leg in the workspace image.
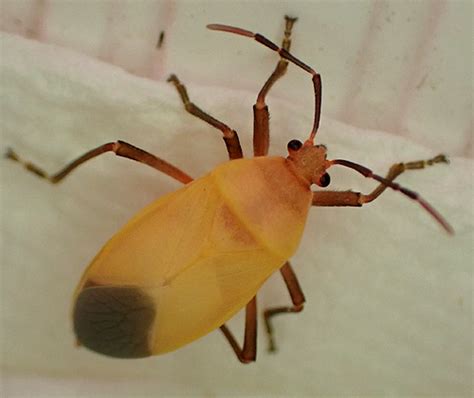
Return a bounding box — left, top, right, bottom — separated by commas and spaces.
6, 140, 193, 184
220, 297, 257, 363
263, 261, 305, 352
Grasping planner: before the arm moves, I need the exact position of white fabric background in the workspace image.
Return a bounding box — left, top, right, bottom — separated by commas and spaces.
1, 1, 473, 397
1, 0, 472, 157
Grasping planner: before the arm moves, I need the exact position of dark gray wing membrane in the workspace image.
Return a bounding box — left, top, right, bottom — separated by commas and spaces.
73, 285, 156, 358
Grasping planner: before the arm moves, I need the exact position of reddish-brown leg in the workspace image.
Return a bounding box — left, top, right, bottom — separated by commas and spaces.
220, 296, 257, 363
253, 16, 298, 156
167, 74, 243, 160
313, 155, 448, 207
208, 21, 322, 142
5, 140, 193, 184
264, 261, 305, 352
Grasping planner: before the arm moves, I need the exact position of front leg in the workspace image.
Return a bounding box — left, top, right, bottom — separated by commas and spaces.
313, 155, 448, 207
253, 16, 298, 156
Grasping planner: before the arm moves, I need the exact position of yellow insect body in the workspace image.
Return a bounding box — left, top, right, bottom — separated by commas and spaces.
7, 17, 451, 363
74, 156, 312, 356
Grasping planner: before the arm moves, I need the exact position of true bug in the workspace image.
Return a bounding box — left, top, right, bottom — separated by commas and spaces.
7, 16, 452, 363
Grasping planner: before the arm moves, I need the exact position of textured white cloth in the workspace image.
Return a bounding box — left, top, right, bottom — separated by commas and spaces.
2, 1, 472, 158
2, 32, 472, 396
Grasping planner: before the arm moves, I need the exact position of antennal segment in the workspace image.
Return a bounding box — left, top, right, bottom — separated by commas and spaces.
329, 159, 454, 234
207, 23, 322, 143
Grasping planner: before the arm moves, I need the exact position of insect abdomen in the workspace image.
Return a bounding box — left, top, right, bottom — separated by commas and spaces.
73, 285, 156, 358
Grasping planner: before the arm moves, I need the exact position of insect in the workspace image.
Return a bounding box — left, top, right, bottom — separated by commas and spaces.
6, 16, 452, 363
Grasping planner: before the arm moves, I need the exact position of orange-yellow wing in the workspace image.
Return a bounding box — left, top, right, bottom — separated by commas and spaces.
73, 170, 285, 357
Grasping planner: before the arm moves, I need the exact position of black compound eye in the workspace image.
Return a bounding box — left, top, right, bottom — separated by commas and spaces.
287, 139, 303, 151
319, 173, 331, 187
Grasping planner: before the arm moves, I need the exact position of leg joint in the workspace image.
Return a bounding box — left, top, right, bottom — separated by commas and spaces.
184, 101, 194, 112
240, 352, 256, 364
293, 303, 304, 313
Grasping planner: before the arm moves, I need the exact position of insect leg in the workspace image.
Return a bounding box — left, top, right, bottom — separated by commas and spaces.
312, 154, 448, 207
263, 261, 305, 352
5, 140, 193, 184
208, 22, 322, 143
253, 16, 298, 156
167, 74, 243, 159
219, 296, 257, 363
